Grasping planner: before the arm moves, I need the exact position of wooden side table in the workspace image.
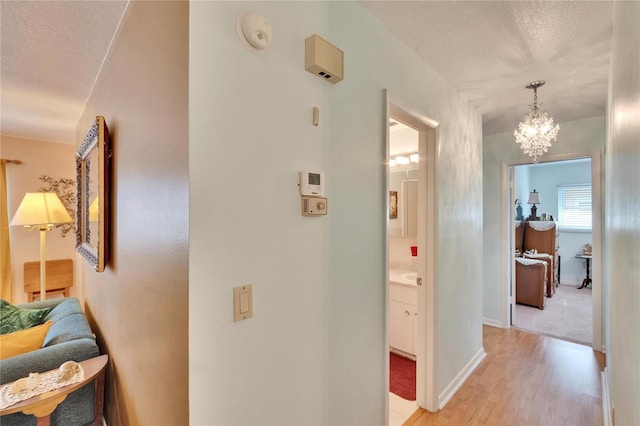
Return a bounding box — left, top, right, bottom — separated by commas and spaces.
576, 254, 592, 289
24, 259, 74, 302
0, 355, 108, 426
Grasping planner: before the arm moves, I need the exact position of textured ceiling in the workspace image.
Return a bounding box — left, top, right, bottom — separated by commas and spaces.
0, 0, 128, 144
1, 1, 614, 144
390, 120, 419, 156
361, 1, 614, 136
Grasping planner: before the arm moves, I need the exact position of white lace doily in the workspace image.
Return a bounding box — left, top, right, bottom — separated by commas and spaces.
0, 365, 84, 410
527, 221, 556, 231
516, 257, 548, 276
524, 252, 553, 260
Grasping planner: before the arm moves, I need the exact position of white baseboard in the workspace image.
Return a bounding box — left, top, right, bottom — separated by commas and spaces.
482, 318, 504, 328
602, 367, 612, 426
559, 280, 580, 286
438, 347, 486, 409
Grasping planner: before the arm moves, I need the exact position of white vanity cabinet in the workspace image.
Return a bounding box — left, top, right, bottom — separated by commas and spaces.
389, 282, 417, 357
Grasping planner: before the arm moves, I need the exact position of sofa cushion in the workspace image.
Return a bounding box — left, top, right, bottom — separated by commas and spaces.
43, 297, 84, 323
44, 314, 94, 347
0, 321, 53, 360
0, 299, 52, 334
37, 298, 93, 346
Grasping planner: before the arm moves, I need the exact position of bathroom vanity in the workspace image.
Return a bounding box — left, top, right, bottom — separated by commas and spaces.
389, 270, 418, 358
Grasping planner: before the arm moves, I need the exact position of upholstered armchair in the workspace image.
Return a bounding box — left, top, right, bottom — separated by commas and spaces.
523, 221, 557, 297
514, 220, 558, 296
515, 221, 525, 256
515, 258, 547, 310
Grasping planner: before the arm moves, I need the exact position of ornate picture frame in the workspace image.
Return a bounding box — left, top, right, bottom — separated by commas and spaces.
75, 116, 111, 272
389, 191, 398, 219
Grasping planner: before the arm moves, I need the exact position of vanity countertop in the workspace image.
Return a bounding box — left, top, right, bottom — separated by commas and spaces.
389, 269, 418, 287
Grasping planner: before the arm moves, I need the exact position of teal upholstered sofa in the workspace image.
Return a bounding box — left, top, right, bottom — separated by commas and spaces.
1, 297, 100, 425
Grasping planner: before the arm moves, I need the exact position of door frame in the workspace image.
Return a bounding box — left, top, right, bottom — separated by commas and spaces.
501, 151, 603, 351
386, 92, 439, 413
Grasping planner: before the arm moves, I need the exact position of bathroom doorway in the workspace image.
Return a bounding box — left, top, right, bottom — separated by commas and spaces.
386, 94, 438, 422
388, 118, 419, 424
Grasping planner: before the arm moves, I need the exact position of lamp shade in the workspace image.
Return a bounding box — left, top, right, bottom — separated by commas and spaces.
527, 190, 541, 205
10, 192, 73, 227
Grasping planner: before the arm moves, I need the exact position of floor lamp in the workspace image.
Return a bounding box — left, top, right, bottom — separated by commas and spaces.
10, 192, 72, 301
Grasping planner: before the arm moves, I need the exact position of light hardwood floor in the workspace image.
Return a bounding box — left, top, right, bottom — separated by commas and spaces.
406, 325, 606, 426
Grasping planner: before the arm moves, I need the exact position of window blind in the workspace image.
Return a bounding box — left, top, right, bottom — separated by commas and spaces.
558, 184, 592, 230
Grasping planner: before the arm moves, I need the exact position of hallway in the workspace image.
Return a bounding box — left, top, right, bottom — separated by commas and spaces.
406, 325, 605, 425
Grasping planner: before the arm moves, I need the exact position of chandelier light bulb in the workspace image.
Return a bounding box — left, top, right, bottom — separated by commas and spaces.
514, 80, 559, 163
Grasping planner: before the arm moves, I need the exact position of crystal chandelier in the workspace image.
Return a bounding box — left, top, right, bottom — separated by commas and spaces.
514, 80, 559, 163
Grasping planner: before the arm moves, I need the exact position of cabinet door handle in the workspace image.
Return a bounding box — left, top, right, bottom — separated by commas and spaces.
405, 310, 411, 316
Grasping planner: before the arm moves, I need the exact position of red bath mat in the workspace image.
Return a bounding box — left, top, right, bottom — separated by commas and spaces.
390, 352, 416, 401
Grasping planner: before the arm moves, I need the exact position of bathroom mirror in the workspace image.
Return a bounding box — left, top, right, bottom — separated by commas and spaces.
76, 116, 111, 272
402, 179, 418, 237
389, 169, 418, 237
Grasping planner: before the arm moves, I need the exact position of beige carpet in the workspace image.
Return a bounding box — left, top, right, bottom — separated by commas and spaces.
514, 283, 592, 346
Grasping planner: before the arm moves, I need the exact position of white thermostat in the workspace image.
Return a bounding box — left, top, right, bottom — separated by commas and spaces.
299, 171, 324, 196
301, 196, 327, 216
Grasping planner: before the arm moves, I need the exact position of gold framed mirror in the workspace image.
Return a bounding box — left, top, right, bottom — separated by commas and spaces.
76, 116, 111, 272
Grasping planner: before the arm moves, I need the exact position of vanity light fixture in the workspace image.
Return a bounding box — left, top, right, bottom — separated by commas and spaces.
390, 153, 419, 168
395, 156, 410, 165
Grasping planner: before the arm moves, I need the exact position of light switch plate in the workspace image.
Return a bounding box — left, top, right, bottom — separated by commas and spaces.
233, 284, 253, 322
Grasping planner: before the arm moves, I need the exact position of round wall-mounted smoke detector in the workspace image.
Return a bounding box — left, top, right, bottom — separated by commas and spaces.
236, 12, 272, 53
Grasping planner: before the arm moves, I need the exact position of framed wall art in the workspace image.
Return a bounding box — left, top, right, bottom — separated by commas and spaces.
389, 191, 398, 219
75, 116, 111, 272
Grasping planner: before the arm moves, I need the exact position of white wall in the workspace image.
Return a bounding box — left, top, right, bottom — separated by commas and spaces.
513, 165, 529, 219
527, 160, 591, 219
325, 4, 482, 408
190, 2, 482, 424
483, 116, 605, 324
606, 2, 640, 424
2, 136, 77, 304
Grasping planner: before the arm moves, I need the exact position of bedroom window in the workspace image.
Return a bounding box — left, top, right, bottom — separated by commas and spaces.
558, 184, 592, 231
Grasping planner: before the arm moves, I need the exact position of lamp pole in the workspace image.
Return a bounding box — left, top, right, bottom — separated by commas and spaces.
38, 225, 51, 301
